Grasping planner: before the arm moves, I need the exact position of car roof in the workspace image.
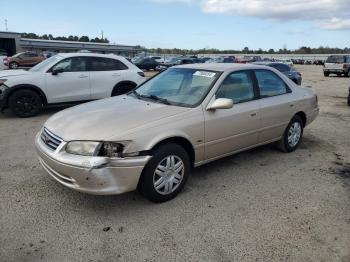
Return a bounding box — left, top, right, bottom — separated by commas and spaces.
57, 52, 125, 59
173, 63, 273, 72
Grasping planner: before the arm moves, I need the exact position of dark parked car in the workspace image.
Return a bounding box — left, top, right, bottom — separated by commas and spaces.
134, 57, 159, 71
156, 57, 194, 72
254, 62, 302, 85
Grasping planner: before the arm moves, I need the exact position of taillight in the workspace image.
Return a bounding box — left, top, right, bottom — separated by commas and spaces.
137, 71, 145, 77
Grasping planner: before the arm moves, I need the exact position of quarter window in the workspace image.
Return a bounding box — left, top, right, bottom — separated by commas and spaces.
51, 57, 87, 72
255, 70, 288, 98
89, 57, 128, 71
216, 71, 255, 104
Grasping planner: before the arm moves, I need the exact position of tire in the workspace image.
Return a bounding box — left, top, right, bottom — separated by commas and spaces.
8, 89, 43, 117
346, 70, 350, 78
277, 115, 304, 153
9, 62, 19, 69
139, 143, 190, 203
111, 84, 135, 96
337, 73, 342, 77
347, 93, 350, 106
324, 72, 329, 77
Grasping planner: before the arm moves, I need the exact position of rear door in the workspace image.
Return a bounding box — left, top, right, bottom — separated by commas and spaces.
45, 57, 90, 103
254, 69, 295, 143
88, 57, 129, 99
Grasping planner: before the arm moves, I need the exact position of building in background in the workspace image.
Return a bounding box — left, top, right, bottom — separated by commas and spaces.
0, 31, 142, 57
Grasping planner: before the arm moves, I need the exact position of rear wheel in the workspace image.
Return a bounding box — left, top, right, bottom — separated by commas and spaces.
347, 92, 350, 106
9, 62, 19, 69
8, 89, 43, 117
324, 72, 329, 77
111, 84, 135, 96
346, 70, 350, 78
277, 115, 304, 153
139, 143, 190, 203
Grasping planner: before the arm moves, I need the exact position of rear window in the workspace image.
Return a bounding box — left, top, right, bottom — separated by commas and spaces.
326, 56, 345, 63
89, 57, 128, 71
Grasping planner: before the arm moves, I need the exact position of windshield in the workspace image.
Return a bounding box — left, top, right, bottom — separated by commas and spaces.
131, 68, 220, 107
29, 55, 62, 72
326, 56, 345, 63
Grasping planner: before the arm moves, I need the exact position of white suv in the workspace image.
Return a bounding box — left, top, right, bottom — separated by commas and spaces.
0, 53, 145, 117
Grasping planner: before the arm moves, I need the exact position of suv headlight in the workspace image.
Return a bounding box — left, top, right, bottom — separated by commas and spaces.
65, 141, 127, 157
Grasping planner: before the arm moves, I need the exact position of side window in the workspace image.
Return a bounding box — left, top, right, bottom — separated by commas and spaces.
255, 70, 288, 98
216, 71, 255, 104
51, 57, 87, 72
346, 56, 350, 63
90, 57, 128, 71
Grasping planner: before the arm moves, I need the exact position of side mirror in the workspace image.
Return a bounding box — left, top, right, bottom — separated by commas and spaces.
52, 68, 64, 75
207, 98, 233, 110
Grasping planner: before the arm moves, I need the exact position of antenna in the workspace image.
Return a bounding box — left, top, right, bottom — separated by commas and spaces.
5, 19, 8, 31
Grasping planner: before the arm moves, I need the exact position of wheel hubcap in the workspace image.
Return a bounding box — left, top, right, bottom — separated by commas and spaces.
153, 155, 184, 195
288, 122, 302, 147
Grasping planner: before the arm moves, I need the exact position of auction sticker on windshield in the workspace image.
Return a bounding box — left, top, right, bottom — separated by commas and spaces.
193, 71, 216, 78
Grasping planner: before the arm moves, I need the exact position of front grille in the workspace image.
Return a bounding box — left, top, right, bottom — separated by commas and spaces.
40, 128, 63, 151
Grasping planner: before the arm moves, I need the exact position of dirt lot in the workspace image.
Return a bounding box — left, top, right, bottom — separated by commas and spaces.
0, 65, 349, 262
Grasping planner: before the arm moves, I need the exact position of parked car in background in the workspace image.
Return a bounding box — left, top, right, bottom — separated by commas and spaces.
150, 56, 165, 64
254, 62, 302, 85
206, 57, 235, 63
313, 60, 325, 66
239, 56, 262, 63
35, 63, 318, 202
8, 52, 45, 69
323, 55, 350, 77
0, 53, 145, 117
0, 56, 8, 70
156, 57, 194, 72
134, 57, 159, 71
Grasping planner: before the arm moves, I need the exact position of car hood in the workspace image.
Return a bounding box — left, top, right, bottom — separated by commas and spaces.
0, 69, 32, 77
45, 95, 191, 141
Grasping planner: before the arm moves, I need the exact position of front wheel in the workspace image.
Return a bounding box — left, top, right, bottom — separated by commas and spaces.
8, 89, 43, 117
277, 115, 304, 153
9, 62, 19, 69
139, 143, 190, 203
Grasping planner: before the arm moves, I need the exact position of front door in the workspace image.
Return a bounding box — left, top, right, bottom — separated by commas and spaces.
204, 70, 261, 160
45, 57, 90, 103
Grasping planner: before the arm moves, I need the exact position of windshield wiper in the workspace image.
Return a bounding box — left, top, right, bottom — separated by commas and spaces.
146, 95, 171, 105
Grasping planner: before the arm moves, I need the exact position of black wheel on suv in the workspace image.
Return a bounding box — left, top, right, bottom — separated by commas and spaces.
348, 90, 350, 106
111, 84, 135, 96
347, 70, 350, 78
8, 89, 43, 117
9, 62, 19, 69
324, 72, 329, 77
138, 143, 190, 203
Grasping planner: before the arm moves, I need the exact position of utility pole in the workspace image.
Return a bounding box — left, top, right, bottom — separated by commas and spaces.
5, 19, 8, 31
101, 30, 104, 39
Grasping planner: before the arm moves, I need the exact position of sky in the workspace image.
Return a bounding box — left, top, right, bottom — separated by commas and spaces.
1, 0, 349, 50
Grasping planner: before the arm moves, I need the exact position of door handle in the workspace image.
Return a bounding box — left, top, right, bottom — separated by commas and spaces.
78, 75, 88, 78
112, 73, 121, 77
250, 112, 258, 117
289, 104, 294, 107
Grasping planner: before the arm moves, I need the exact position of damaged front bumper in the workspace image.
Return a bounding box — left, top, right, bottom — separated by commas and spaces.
35, 132, 151, 195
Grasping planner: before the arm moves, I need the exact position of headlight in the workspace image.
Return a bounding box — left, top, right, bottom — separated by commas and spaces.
66, 141, 101, 156
65, 141, 126, 157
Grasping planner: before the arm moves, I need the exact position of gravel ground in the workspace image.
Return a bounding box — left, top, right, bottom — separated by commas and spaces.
0, 65, 349, 262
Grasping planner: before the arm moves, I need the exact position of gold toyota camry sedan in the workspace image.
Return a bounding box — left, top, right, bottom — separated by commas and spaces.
35, 63, 319, 202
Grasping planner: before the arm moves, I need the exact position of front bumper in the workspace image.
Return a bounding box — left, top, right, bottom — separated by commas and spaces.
35, 132, 151, 195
